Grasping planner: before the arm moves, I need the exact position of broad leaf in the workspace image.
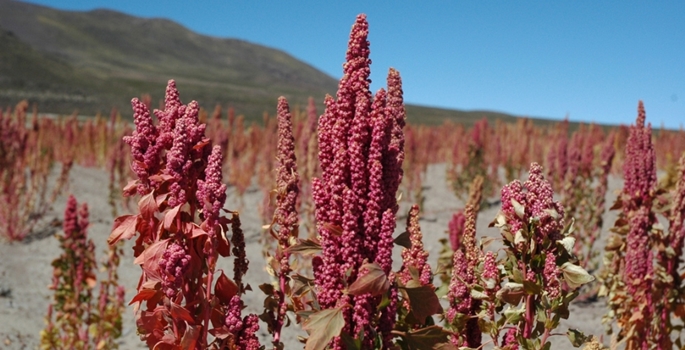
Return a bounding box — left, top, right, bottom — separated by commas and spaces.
347, 263, 389, 296
217, 227, 231, 257
138, 192, 158, 219
287, 238, 322, 256
401, 325, 451, 349
108, 214, 139, 245
567, 328, 591, 347
123, 179, 139, 197
560, 262, 595, 289
129, 288, 159, 305
185, 222, 207, 239
170, 302, 194, 323
402, 283, 443, 321
303, 307, 346, 350
215, 271, 238, 304
179, 324, 200, 349
393, 230, 412, 248
164, 205, 182, 232
511, 199, 525, 219
322, 223, 343, 237
134, 239, 170, 266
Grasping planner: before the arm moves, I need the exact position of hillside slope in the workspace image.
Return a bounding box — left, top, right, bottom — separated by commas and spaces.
0, 0, 570, 128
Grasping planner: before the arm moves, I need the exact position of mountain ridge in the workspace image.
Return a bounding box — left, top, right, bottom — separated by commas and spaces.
1, 0, 575, 128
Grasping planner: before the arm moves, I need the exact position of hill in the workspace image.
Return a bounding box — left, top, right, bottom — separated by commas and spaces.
1, 0, 572, 128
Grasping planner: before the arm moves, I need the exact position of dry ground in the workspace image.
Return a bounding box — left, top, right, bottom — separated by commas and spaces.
0, 163, 622, 349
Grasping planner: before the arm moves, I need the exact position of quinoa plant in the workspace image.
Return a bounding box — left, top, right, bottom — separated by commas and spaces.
444, 163, 595, 349
108, 81, 260, 349
449, 119, 498, 205
293, 14, 414, 349
0, 102, 69, 241
600, 101, 685, 349
437, 175, 484, 289
260, 97, 300, 349
564, 131, 615, 273
41, 195, 124, 350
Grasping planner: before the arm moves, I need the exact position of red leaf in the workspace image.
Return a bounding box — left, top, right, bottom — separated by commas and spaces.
402, 325, 452, 349
286, 238, 322, 256
123, 180, 139, 196
322, 223, 343, 237
148, 174, 173, 183
180, 324, 200, 349
155, 193, 169, 207
214, 271, 238, 304
186, 223, 207, 239
217, 230, 231, 257
402, 283, 443, 322
164, 205, 182, 232
347, 263, 390, 296
193, 138, 210, 150
208, 325, 231, 340
129, 288, 159, 305
170, 302, 195, 323
393, 231, 412, 248
139, 192, 158, 219
151, 341, 174, 350
303, 307, 346, 350
108, 215, 139, 245
135, 239, 170, 266
137, 309, 166, 337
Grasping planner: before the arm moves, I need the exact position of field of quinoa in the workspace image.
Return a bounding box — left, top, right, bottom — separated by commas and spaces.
1, 14, 685, 350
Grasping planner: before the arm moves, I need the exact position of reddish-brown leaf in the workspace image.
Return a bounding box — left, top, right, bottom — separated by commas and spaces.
138, 192, 158, 219
164, 205, 182, 232
215, 271, 238, 304
347, 263, 389, 296
208, 325, 232, 340
129, 288, 159, 305
123, 180, 139, 197
393, 230, 412, 248
286, 238, 322, 256
193, 138, 210, 150
135, 239, 170, 267
303, 307, 346, 350
170, 302, 195, 323
402, 283, 443, 321
217, 230, 231, 257
155, 193, 169, 207
148, 174, 173, 183
108, 214, 139, 245
185, 223, 207, 239
151, 341, 174, 350
137, 309, 166, 336
402, 325, 452, 349
322, 223, 343, 237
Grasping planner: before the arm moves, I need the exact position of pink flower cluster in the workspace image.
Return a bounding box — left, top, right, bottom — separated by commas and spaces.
446, 205, 482, 347
117, 80, 260, 348
501, 163, 565, 243
158, 242, 191, 298
398, 205, 432, 285
224, 296, 261, 350
448, 210, 466, 251
312, 14, 405, 348
197, 146, 227, 238
622, 102, 657, 295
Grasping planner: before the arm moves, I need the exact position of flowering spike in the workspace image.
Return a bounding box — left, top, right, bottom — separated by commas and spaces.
399, 204, 432, 285
311, 14, 404, 347
197, 145, 227, 237
624, 100, 656, 207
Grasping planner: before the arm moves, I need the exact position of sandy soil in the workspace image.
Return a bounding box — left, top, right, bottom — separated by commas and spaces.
0, 163, 622, 349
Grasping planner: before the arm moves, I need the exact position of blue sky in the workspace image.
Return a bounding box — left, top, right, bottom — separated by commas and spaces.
24, 1, 685, 128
